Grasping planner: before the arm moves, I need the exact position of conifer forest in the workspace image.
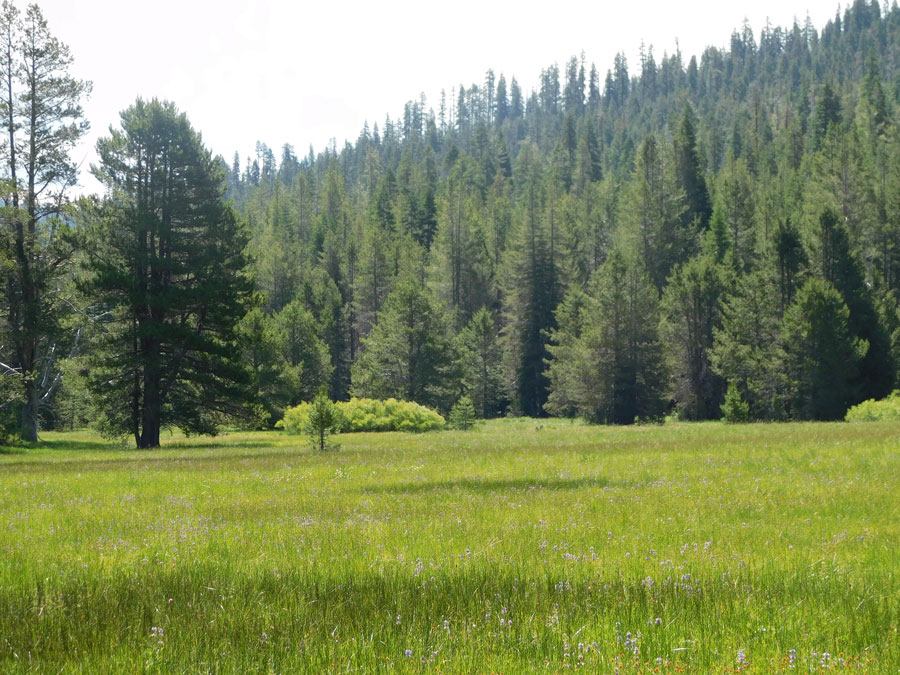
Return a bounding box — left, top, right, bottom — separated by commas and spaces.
4, 0, 900, 444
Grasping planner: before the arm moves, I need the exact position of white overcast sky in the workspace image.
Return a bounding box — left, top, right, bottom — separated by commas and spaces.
35, 0, 840, 194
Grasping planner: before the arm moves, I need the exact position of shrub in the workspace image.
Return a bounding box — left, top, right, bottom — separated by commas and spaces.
449, 396, 477, 430
721, 382, 750, 423
278, 397, 445, 434
0, 406, 18, 447
275, 401, 312, 434
845, 390, 900, 421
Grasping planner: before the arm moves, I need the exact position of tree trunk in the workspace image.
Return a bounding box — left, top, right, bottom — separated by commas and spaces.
139, 343, 161, 448
20, 375, 38, 443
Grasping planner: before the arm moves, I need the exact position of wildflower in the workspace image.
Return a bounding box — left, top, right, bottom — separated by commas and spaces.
737, 648, 748, 666
405, 649, 412, 658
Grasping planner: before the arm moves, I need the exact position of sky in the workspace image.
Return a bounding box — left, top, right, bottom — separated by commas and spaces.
34, 0, 842, 194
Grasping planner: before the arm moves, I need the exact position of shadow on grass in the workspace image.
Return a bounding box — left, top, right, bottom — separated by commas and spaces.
160, 441, 275, 450
363, 475, 624, 495
0, 439, 115, 455
8, 437, 277, 453
0, 437, 305, 472
35, 439, 124, 452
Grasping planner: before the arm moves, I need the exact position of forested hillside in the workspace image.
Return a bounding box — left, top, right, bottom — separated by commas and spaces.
220, 0, 900, 425
6, 0, 900, 443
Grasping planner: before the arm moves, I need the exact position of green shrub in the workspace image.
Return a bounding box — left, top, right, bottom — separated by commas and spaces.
0, 406, 18, 447
721, 382, 750, 423
449, 396, 477, 430
278, 397, 445, 434
845, 390, 900, 421
275, 401, 311, 434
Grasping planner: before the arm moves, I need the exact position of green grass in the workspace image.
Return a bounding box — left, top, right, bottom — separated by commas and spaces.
0, 419, 898, 672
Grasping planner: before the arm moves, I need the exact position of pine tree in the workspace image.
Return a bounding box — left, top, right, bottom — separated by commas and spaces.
815, 208, 895, 401
546, 249, 666, 424
351, 277, 459, 410
812, 82, 842, 149
495, 74, 509, 126
304, 387, 342, 452
0, 2, 90, 442
711, 270, 790, 420
661, 255, 728, 419
273, 299, 333, 405
673, 103, 712, 229
625, 134, 691, 292
501, 143, 559, 416
782, 278, 866, 420
82, 99, 254, 448
709, 158, 756, 271
235, 308, 294, 428
460, 307, 505, 418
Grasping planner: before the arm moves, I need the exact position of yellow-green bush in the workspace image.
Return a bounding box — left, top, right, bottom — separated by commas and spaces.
277, 397, 445, 434
845, 390, 900, 421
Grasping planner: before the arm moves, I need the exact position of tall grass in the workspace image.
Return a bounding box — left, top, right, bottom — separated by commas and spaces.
0, 419, 897, 671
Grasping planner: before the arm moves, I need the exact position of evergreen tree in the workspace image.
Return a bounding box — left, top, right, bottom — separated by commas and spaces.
82, 99, 254, 448
495, 74, 509, 126
709, 158, 756, 271
460, 307, 505, 418
0, 2, 90, 441
304, 387, 342, 452
812, 82, 842, 149
297, 269, 351, 401
501, 143, 559, 416
546, 249, 666, 424
815, 208, 895, 400
509, 77, 523, 119
673, 103, 712, 229
711, 269, 790, 420
625, 134, 691, 292
782, 277, 866, 420
661, 255, 728, 419
544, 286, 592, 418
351, 277, 459, 410
235, 307, 294, 427
274, 299, 333, 405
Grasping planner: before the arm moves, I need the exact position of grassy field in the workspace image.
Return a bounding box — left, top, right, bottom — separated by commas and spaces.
0, 419, 898, 672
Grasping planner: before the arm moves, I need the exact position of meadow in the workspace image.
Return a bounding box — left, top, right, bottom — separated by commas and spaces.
0, 419, 898, 672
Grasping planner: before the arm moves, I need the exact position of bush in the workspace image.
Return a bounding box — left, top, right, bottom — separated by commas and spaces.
721, 382, 750, 423
277, 397, 445, 434
449, 396, 477, 430
845, 390, 900, 421
275, 401, 312, 434
0, 405, 18, 447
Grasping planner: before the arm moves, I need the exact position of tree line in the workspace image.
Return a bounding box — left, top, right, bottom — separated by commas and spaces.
3, 0, 900, 447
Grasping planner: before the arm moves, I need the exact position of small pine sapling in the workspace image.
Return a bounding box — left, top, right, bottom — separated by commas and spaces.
449, 396, 477, 430
304, 388, 344, 451
721, 382, 750, 423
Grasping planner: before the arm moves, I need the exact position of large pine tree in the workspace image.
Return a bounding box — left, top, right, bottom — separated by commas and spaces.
82, 99, 254, 448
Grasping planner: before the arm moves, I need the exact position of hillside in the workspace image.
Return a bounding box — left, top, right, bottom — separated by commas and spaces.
204, 0, 900, 428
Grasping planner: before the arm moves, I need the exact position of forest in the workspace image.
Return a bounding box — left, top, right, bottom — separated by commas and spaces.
4, 0, 900, 447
